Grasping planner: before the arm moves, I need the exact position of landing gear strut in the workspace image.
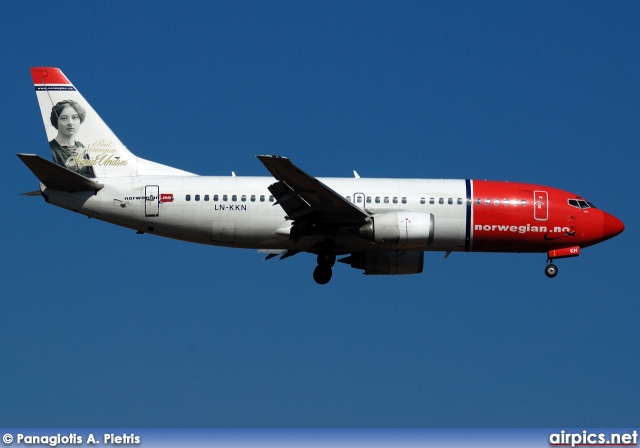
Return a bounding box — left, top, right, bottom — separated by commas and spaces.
313, 252, 336, 285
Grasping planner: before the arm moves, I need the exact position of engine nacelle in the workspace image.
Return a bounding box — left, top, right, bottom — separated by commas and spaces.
341, 251, 424, 275
359, 212, 434, 248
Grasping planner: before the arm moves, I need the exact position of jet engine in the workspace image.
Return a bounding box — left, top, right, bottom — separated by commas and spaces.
358, 212, 434, 247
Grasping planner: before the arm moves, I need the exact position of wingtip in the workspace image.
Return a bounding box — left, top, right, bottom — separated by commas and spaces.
21, 190, 42, 197
257, 154, 287, 160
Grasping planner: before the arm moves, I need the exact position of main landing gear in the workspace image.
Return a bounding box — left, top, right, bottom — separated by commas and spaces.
313, 251, 336, 285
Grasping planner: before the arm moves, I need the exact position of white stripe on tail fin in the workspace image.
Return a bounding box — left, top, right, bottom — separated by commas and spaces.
31, 67, 194, 178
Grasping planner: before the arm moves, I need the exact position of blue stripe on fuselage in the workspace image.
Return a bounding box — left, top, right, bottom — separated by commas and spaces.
465, 179, 471, 252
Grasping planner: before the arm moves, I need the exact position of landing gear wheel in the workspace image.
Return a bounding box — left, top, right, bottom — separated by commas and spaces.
545, 263, 558, 278
313, 266, 333, 285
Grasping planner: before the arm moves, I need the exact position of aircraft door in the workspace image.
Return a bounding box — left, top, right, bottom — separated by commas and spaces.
354, 193, 365, 209
534, 190, 548, 221
145, 185, 160, 217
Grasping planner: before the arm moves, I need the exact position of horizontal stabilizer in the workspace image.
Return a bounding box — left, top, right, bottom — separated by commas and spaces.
17, 153, 104, 192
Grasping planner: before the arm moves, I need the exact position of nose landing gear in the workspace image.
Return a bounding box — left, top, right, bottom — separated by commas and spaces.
544, 262, 558, 278
544, 246, 580, 278
313, 252, 336, 285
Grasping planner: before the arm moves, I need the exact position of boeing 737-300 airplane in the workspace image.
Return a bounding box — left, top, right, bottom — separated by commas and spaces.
18, 68, 624, 284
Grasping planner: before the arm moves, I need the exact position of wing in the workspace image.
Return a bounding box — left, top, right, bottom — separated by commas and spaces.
257, 155, 369, 225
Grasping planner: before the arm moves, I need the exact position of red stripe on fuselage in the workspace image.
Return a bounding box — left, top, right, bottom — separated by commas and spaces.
471, 180, 605, 253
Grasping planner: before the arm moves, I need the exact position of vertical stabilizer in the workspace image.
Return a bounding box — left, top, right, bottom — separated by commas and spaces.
31, 67, 193, 178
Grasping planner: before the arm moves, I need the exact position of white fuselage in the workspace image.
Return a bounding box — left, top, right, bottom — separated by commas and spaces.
44, 175, 469, 253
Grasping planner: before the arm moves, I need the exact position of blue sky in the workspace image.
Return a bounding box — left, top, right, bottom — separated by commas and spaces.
1, 1, 638, 427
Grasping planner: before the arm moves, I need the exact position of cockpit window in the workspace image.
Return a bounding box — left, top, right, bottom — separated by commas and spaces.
568, 199, 595, 209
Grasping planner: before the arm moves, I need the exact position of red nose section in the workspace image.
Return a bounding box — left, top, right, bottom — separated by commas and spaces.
603, 212, 624, 240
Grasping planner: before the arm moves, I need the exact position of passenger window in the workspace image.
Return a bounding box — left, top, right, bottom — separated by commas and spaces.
457, 198, 463, 205
241, 195, 246, 202
213, 194, 218, 201
485, 198, 490, 205
447, 198, 453, 205
393, 197, 398, 204
223, 195, 228, 201
402, 197, 407, 204
269, 195, 274, 202
494, 199, 499, 205
521, 200, 527, 206
476, 198, 481, 205
195, 195, 200, 201
366, 196, 371, 203
251, 195, 256, 202
260, 195, 265, 202
186, 194, 191, 201
232, 195, 237, 201
420, 197, 425, 204
439, 198, 444, 204
429, 198, 435, 205
346, 196, 351, 202
204, 195, 209, 201
384, 197, 389, 204
375, 196, 380, 203
356, 196, 362, 203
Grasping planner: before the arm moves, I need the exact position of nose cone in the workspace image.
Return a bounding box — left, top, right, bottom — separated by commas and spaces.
603, 212, 624, 240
